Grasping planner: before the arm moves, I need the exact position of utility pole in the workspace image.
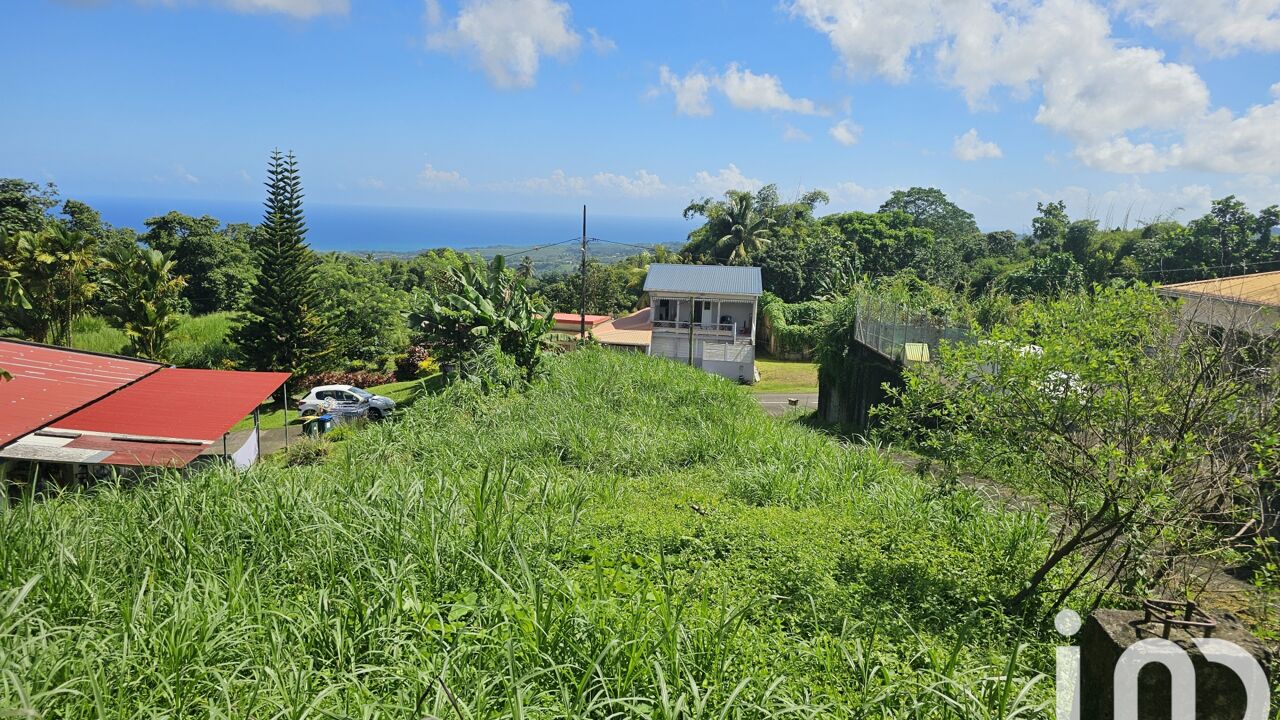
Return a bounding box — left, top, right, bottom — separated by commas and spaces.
579, 205, 588, 339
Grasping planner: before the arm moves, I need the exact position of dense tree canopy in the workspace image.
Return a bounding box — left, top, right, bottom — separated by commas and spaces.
141, 212, 256, 315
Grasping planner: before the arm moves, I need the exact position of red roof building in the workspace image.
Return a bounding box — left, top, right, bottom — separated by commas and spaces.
0, 340, 288, 469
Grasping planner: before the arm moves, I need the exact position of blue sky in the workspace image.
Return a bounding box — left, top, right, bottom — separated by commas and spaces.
3, 0, 1279, 232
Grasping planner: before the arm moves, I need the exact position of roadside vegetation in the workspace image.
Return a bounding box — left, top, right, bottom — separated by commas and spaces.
1, 349, 1061, 718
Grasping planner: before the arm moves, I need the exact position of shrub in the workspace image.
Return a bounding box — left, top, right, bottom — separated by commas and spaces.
394, 344, 438, 380
300, 369, 395, 389
281, 438, 330, 467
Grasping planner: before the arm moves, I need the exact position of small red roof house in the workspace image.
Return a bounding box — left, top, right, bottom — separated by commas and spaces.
0, 340, 288, 476
551, 312, 611, 334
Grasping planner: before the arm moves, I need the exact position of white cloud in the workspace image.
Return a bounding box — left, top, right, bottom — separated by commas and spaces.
657, 66, 714, 116
418, 163, 468, 189
221, 0, 347, 17
176, 165, 199, 184
356, 176, 387, 190
825, 180, 895, 209
513, 169, 588, 195
592, 170, 667, 197
239, 169, 253, 184
788, 0, 941, 82
1016, 180, 1214, 225
717, 63, 822, 115
1115, 0, 1280, 56
952, 128, 1002, 161
1073, 137, 1172, 173
587, 27, 616, 54
655, 63, 822, 116
787, 0, 1277, 177
829, 118, 862, 146
1176, 101, 1280, 175
691, 164, 763, 195
783, 124, 812, 142
427, 0, 580, 89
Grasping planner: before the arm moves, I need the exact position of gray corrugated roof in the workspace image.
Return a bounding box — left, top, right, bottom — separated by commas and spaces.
643, 264, 763, 296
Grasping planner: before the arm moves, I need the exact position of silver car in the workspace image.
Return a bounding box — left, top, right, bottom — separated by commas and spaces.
298, 384, 396, 420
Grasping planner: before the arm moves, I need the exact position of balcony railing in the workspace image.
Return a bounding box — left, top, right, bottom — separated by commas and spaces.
652, 320, 753, 343
653, 320, 734, 332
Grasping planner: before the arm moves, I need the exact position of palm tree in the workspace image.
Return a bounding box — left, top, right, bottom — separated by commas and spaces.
714, 191, 774, 264
100, 245, 187, 360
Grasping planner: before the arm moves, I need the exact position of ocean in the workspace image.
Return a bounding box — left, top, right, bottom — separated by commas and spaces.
84, 197, 694, 253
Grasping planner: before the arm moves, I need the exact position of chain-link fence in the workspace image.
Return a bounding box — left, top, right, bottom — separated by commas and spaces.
852, 294, 970, 364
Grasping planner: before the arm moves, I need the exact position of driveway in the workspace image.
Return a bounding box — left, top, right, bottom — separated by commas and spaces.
754, 392, 818, 416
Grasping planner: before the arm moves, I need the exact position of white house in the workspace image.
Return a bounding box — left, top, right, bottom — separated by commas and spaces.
643, 264, 762, 382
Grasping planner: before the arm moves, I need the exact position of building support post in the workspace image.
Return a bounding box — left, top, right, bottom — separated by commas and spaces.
254, 406, 261, 466
687, 295, 695, 365
283, 381, 289, 451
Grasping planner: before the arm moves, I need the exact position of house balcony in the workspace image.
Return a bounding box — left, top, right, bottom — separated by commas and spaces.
651, 320, 753, 344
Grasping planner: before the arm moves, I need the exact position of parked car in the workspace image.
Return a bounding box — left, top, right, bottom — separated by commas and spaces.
298, 384, 396, 420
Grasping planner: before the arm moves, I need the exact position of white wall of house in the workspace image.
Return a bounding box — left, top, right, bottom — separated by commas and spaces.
648, 291, 759, 382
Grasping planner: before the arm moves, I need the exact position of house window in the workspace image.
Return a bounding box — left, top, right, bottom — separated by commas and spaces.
658, 298, 670, 320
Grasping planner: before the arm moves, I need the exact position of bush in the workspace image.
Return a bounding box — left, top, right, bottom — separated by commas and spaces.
281, 438, 330, 467
300, 369, 395, 389
394, 344, 439, 380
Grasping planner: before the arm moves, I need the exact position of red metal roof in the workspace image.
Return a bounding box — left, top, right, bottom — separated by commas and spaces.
0, 340, 160, 446
552, 312, 611, 327
53, 367, 290, 443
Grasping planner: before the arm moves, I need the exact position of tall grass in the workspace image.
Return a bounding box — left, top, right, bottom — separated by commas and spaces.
68, 313, 235, 367
0, 350, 1057, 718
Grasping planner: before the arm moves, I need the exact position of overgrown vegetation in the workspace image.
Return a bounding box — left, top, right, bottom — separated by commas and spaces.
0, 350, 1060, 718
879, 286, 1280, 616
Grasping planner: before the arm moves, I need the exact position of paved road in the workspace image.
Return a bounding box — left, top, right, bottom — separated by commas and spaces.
754, 392, 818, 416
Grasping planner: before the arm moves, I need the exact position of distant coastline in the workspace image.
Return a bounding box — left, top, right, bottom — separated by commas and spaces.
83, 196, 694, 254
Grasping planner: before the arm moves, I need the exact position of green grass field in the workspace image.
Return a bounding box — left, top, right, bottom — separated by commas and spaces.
0, 350, 1058, 718
752, 358, 819, 394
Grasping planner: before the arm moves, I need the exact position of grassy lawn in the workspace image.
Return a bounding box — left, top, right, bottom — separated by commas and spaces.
231, 375, 442, 431
0, 349, 1057, 718
752, 357, 818, 393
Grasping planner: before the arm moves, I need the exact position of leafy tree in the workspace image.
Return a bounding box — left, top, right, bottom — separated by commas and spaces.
233, 150, 332, 376
1031, 201, 1068, 250
1189, 195, 1257, 272
409, 255, 553, 382
536, 260, 642, 316
99, 244, 187, 360
316, 254, 410, 369
0, 179, 59, 235
60, 199, 107, 239
0, 222, 98, 345
880, 286, 1278, 614
1001, 252, 1084, 300
141, 212, 256, 314
878, 187, 979, 241
818, 211, 933, 278
984, 230, 1020, 257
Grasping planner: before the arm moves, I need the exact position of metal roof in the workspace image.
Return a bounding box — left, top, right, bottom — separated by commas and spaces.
643, 264, 763, 296
0, 340, 161, 447
53, 367, 290, 444
1158, 270, 1280, 309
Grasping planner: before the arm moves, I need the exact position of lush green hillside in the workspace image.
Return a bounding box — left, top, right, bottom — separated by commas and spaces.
0, 350, 1058, 718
